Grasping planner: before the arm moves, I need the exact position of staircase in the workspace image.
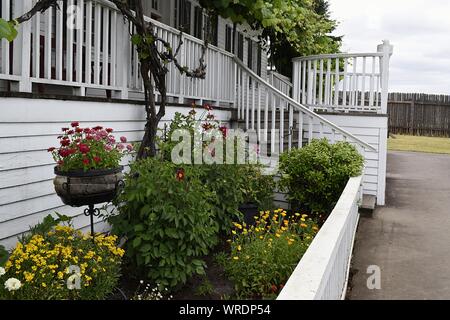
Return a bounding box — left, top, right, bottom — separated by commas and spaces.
231, 49, 390, 207
231, 56, 375, 156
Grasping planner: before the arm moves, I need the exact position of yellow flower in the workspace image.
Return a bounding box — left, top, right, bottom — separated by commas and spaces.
275, 233, 281, 238
232, 230, 237, 235
295, 213, 301, 217
237, 245, 242, 251
233, 256, 239, 260
300, 223, 308, 228
301, 218, 306, 222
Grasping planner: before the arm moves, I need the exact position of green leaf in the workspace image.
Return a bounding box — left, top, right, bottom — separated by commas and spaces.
0, 19, 18, 42
132, 237, 142, 248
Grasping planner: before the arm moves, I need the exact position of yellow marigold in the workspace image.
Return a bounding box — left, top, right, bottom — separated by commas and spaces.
237, 245, 242, 251
233, 256, 239, 260
300, 223, 308, 228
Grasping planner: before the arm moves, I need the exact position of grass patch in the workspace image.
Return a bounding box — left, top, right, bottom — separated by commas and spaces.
388, 134, 450, 154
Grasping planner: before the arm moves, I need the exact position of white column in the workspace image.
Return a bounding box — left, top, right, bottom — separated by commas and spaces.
12, 0, 33, 92
377, 40, 393, 114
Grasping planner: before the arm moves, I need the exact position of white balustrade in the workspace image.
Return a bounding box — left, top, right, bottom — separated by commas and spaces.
0, 0, 235, 104
234, 57, 376, 155
292, 41, 393, 114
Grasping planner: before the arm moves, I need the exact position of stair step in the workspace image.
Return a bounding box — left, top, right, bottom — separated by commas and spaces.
360, 194, 377, 217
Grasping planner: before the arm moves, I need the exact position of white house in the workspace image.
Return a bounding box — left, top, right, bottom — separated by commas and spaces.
0, 0, 392, 249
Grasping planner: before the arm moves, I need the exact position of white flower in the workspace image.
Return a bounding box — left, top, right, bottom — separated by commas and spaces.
0, 267, 5, 277
4, 278, 21, 291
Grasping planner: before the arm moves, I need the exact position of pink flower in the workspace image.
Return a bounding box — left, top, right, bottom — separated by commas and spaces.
108, 136, 116, 144
93, 126, 103, 131
117, 144, 125, 150
93, 156, 101, 163
120, 136, 127, 143
106, 128, 113, 133
127, 144, 133, 151
105, 145, 113, 152
83, 128, 91, 134
219, 126, 228, 138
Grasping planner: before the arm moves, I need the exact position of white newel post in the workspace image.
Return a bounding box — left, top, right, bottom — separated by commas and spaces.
377, 40, 393, 114
112, 19, 130, 99
12, 0, 33, 92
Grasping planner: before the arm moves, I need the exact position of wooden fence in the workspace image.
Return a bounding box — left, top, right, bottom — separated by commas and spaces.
388, 92, 450, 137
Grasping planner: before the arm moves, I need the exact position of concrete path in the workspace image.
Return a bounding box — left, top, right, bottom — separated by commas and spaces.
348, 151, 450, 300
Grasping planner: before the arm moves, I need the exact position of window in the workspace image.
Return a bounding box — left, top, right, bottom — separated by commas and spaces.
257, 44, 262, 76
175, 0, 191, 34
247, 38, 253, 69
225, 25, 233, 53
237, 33, 244, 61
194, 6, 203, 39
152, 0, 159, 11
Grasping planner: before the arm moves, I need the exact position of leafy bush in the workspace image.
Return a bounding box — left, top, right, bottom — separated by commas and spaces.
0, 245, 8, 267
0, 225, 124, 300
218, 209, 318, 299
279, 139, 364, 215
109, 158, 219, 288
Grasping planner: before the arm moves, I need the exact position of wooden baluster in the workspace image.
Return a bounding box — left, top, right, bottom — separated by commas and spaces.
94, 4, 101, 85
85, 1, 92, 84
55, 1, 64, 80
33, 10, 41, 78
271, 92, 276, 154
288, 103, 293, 150
361, 56, 367, 110
110, 10, 117, 87
369, 56, 375, 110
1, 0, 10, 75
251, 79, 255, 130
308, 115, 313, 143
298, 111, 304, 148
280, 98, 284, 153
246, 73, 250, 130
334, 57, 340, 110
75, 0, 84, 85
319, 59, 323, 107
102, 6, 110, 86
44, 6, 52, 79
264, 89, 269, 141
257, 84, 261, 140
301, 60, 306, 105
325, 59, 331, 107
342, 58, 348, 109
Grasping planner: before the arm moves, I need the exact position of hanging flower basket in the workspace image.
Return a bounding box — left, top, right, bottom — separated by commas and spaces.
53, 166, 124, 207
48, 123, 134, 207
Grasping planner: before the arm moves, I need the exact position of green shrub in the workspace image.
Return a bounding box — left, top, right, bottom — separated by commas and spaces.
109, 158, 219, 288
0, 224, 124, 300
218, 209, 318, 298
198, 164, 275, 233
279, 139, 364, 215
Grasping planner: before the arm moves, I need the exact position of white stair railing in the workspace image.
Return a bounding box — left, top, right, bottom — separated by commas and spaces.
292, 41, 393, 114
234, 57, 376, 155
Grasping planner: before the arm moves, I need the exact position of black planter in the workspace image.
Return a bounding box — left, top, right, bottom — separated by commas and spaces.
53, 166, 124, 207
239, 202, 259, 226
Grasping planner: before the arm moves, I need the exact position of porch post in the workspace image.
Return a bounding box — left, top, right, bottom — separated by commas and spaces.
377, 40, 393, 114
11, 0, 33, 93
112, 18, 130, 99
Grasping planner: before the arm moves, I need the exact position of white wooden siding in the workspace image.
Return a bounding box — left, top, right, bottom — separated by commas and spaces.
0, 97, 232, 249
316, 113, 387, 205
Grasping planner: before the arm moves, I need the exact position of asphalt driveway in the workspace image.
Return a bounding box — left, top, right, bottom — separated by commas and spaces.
348, 151, 450, 299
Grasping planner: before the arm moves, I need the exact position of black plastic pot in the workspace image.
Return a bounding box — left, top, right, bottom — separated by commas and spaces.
239, 202, 259, 226
53, 166, 124, 207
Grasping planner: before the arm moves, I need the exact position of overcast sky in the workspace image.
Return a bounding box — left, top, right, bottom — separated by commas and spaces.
328, 0, 450, 94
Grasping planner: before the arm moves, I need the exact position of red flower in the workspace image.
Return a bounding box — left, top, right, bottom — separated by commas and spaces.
106, 128, 113, 133
78, 143, 90, 154
219, 126, 228, 138
206, 113, 215, 120
58, 148, 71, 158
83, 128, 91, 134
71, 121, 80, 128
202, 123, 213, 131
57, 160, 64, 166
204, 104, 213, 111
75, 127, 83, 134
47, 147, 56, 152
120, 136, 127, 143
127, 144, 134, 151
62, 128, 69, 132
86, 135, 93, 140
93, 156, 101, 163
176, 168, 185, 181
60, 139, 70, 147
67, 130, 74, 135
93, 126, 103, 131
82, 158, 90, 165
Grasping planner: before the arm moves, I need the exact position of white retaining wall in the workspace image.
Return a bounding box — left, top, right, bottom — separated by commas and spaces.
277, 175, 363, 300
0, 96, 232, 249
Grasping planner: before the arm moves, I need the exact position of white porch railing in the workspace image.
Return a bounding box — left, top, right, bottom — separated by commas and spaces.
277, 175, 363, 300
292, 41, 393, 114
234, 57, 376, 155
267, 70, 292, 97
0, 0, 235, 104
